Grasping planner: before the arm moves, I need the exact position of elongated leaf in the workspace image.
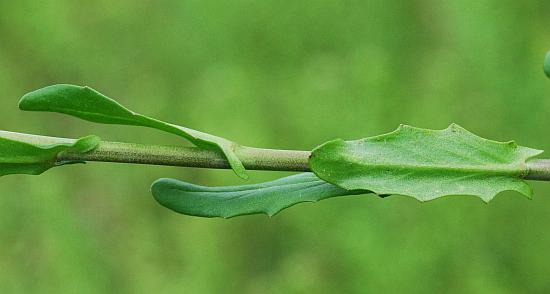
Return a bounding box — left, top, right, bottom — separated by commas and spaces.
310, 124, 543, 202
151, 173, 367, 218
0, 130, 99, 177
19, 84, 247, 179
545, 50, 550, 79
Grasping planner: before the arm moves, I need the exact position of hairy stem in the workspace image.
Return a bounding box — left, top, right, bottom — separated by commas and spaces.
59, 141, 311, 172
524, 159, 550, 181
57, 140, 550, 181
3, 130, 550, 180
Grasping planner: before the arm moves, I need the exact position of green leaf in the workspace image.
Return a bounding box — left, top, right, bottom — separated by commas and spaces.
19, 84, 248, 179
545, 50, 550, 79
151, 173, 367, 218
310, 124, 543, 202
0, 130, 100, 177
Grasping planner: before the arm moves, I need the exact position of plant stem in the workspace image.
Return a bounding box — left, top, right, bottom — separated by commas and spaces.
58, 141, 311, 172
524, 159, 550, 181
57, 140, 550, 181
4, 130, 550, 180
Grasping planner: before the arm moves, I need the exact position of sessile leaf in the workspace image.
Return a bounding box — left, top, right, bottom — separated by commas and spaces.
151, 124, 544, 218
310, 124, 543, 202
19, 84, 248, 179
0, 130, 99, 177
151, 173, 367, 218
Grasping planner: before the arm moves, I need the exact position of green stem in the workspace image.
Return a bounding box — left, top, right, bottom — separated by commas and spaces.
4, 130, 550, 181
57, 140, 550, 181
524, 159, 550, 181
59, 141, 311, 172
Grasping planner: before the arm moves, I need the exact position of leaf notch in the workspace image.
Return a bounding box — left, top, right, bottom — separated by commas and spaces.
310, 124, 543, 202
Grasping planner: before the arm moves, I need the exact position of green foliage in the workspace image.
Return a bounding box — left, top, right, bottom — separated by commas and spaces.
545, 51, 550, 78
2, 1, 550, 292
310, 124, 542, 202
152, 123, 544, 218
0, 131, 99, 177
152, 173, 366, 218
19, 84, 248, 179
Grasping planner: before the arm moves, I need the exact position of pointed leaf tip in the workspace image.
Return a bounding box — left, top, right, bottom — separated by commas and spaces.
310, 124, 542, 202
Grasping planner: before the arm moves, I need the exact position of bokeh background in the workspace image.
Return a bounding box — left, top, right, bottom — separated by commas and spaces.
1, 0, 550, 293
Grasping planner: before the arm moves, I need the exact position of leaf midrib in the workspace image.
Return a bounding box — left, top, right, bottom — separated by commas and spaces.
340, 161, 525, 176
38, 106, 140, 126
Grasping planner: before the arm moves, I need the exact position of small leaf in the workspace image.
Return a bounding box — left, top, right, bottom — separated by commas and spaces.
0, 130, 100, 177
545, 50, 550, 79
310, 124, 543, 202
151, 173, 367, 218
19, 84, 248, 179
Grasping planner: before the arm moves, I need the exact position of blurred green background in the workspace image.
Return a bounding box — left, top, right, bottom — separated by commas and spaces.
1, 0, 550, 293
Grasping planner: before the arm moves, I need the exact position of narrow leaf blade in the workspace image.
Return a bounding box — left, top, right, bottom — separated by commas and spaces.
19, 84, 247, 179
151, 173, 367, 218
310, 124, 543, 202
0, 131, 100, 177
545, 50, 550, 79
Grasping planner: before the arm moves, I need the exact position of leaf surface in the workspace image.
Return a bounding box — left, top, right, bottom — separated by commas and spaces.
19, 84, 247, 179
310, 124, 542, 202
151, 173, 367, 218
545, 50, 550, 79
0, 130, 99, 177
